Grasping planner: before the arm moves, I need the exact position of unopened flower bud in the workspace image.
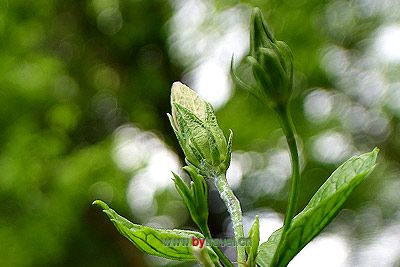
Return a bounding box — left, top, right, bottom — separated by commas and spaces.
232, 7, 293, 111
168, 82, 232, 176
250, 8, 293, 109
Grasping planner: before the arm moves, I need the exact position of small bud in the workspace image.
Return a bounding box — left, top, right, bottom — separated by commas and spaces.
168, 82, 232, 176
232, 7, 293, 111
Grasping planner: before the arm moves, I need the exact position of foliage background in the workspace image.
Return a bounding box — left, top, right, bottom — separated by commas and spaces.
0, 0, 399, 266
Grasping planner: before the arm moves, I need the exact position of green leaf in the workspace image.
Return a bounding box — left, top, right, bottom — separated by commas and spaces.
256, 229, 281, 267
246, 215, 260, 267
172, 166, 209, 233
172, 172, 193, 211
93, 200, 206, 261
257, 148, 379, 267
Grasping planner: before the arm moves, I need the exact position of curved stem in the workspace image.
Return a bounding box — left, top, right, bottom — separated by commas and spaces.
213, 173, 246, 267
278, 106, 300, 232
271, 105, 301, 266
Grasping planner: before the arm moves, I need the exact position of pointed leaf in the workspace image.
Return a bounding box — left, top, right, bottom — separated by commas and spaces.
172, 172, 194, 210
246, 215, 260, 267
93, 200, 205, 261
183, 166, 208, 211
177, 166, 209, 232
257, 148, 379, 267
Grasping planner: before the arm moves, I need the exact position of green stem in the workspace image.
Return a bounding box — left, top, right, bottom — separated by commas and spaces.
193, 245, 218, 267
278, 106, 300, 231
203, 227, 235, 267
213, 173, 246, 267
271, 105, 301, 266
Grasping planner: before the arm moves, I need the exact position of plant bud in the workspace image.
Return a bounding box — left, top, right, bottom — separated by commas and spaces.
232, 7, 293, 111
168, 82, 232, 176
250, 8, 293, 109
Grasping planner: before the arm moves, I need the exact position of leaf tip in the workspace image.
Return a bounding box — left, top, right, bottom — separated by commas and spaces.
92, 200, 108, 210
368, 147, 379, 164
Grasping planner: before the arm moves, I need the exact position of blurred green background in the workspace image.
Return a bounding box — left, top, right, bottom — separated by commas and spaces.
1, 0, 400, 266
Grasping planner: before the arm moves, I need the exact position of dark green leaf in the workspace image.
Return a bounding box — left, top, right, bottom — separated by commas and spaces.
257, 148, 379, 267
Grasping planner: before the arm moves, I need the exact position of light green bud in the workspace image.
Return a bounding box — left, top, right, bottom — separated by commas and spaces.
168, 82, 232, 176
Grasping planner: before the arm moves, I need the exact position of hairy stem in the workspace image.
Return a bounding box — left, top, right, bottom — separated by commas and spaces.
213, 173, 246, 267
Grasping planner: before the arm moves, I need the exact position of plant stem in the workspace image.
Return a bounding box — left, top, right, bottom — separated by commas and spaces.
193, 245, 218, 267
271, 105, 301, 266
203, 227, 235, 267
278, 105, 300, 232
213, 173, 246, 267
